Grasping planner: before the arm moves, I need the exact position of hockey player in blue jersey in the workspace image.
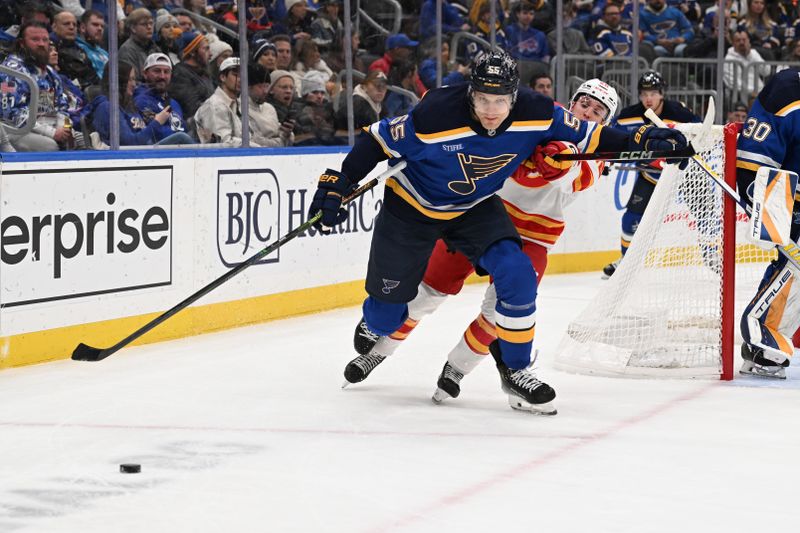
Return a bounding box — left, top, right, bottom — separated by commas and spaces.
603, 70, 701, 278
736, 68, 800, 379
308, 51, 688, 410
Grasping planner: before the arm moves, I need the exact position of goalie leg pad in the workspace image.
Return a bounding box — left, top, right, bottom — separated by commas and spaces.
748, 167, 799, 247
741, 257, 800, 364
477, 239, 537, 369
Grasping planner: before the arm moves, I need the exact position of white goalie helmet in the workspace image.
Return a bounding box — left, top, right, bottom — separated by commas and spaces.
570, 79, 619, 125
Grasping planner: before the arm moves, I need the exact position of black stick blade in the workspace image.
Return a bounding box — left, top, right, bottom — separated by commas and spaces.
72, 343, 108, 362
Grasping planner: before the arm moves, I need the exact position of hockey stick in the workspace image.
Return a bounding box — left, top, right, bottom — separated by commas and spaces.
643, 106, 800, 272
72, 161, 407, 362
551, 146, 696, 163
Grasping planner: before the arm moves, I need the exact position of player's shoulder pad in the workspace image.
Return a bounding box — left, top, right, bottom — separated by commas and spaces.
511, 87, 556, 121
410, 83, 472, 135
757, 68, 800, 116
662, 100, 701, 122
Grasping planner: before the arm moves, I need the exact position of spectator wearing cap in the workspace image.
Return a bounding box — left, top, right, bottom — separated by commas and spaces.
266, 69, 304, 124
76, 9, 108, 81
154, 10, 182, 65
196, 57, 264, 146
119, 9, 160, 78
271, 34, 294, 70
134, 53, 193, 144
209, 37, 234, 84
310, 0, 343, 53
727, 102, 748, 123
335, 69, 387, 130
283, 0, 315, 43
252, 38, 278, 73
295, 69, 342, 145
90, 62, 174, 147
169, 30, 214, 124
247, 62, 294, 147
369, 33, 418, 77
53, 10, 99, 90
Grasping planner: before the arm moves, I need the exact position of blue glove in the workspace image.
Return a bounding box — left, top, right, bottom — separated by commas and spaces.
629, 124, 688, 152
630, 124, 690, 168
308, 169, 355, 233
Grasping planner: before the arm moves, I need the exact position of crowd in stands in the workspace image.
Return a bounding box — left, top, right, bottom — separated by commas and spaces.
1, 0, 799, 152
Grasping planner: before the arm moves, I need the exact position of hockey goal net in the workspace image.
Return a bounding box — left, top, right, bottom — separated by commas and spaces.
554, 123, 775, 380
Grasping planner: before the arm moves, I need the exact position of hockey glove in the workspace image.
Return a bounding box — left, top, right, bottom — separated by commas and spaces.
630, 124, 690, 169
532, 141, 579, 181
309, 168, 355, 233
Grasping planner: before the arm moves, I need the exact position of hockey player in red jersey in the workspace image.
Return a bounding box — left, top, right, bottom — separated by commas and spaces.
344, 79, 620, 414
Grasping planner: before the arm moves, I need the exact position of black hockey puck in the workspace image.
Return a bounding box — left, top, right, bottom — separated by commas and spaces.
119, 463, 141, 474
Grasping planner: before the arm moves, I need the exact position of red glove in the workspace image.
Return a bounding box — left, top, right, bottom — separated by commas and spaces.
532, 141, 579, 181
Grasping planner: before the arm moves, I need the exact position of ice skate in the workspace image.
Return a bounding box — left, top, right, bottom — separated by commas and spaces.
739, 343, 788, 379
489, 341, 557, 415
431, 362, 464, 403
353, 317, 381, 355
601, 258, 620, 279
342, 351, 386, 387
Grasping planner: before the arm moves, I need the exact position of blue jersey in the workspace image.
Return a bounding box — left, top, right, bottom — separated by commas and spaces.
613, 100, 700, 184
640, 4, 694, 43
132, 84, 187, 141
504, 24, 550, 62
737, 68, 800, 200
591, 23, 634, 57
361, 84, 611, 220
0, 54, 68, 127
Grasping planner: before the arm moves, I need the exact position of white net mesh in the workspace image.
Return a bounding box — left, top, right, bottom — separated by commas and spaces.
554, 125, 775, 378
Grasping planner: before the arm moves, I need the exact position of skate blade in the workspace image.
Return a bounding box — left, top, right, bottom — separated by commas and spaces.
508, 396, 557, 416
739, 362, 787, 379
431, 388, 450, 404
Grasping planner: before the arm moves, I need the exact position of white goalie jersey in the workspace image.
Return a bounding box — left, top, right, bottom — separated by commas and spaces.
500, 146, 605, 248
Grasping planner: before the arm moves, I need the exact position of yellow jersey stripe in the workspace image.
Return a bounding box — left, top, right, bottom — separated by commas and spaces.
385, 178, 464, 220
416, 127, 474, 142
776, 101, 800, 117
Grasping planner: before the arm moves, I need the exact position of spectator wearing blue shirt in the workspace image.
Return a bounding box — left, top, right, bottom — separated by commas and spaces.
591, 3, 634, 58
640, 0, 694, 57
504, 2, 549, 63
418, 39, 470, 90
90, 61, 186, 147
420, 0, 470, 41
133, 53, 193, 144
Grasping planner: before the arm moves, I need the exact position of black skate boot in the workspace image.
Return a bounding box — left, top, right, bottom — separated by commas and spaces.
353, 318, 381, 355
431, 362, 464, 403
489, 341, 557, 415
740, 343, 789, 379
342, 351, 386, 387
601, 258, 620, 279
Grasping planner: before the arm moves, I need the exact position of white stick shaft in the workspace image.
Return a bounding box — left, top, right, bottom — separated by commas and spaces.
643, 108, 741, 202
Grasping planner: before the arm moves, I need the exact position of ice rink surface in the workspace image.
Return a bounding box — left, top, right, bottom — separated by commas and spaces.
1, 272, 798, 532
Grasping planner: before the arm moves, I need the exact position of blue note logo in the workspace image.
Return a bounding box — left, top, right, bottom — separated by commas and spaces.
382, 278, 400, 294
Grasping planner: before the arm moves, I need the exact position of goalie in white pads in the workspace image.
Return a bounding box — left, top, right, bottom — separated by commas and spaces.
347, 79, 620, 413
736, 68, 800, 379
